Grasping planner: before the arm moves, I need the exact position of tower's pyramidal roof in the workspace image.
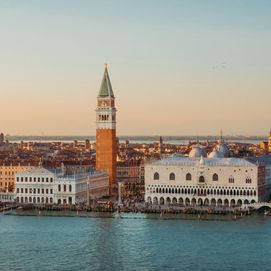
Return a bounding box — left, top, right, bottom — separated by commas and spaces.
98, 64, 114, 98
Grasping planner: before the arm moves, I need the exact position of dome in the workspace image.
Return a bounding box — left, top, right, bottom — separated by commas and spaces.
189, 145, 207, 158
170, 153, 184, 159
208, 150, 224, 158
217, 144, 230, 157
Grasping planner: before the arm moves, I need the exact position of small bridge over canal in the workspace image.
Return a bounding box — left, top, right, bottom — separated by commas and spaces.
244, 202, 271, 210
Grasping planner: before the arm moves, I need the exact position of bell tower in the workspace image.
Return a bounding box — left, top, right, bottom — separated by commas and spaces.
96, 64, 117, 194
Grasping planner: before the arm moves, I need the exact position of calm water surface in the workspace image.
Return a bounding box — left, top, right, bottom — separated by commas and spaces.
0, 214, 270, 271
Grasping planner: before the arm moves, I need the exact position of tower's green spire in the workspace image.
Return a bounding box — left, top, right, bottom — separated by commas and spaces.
98, 64, 114, 98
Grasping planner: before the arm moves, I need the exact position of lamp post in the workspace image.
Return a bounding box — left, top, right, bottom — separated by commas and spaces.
118, 181, 123, 207
87, 177, 90, 206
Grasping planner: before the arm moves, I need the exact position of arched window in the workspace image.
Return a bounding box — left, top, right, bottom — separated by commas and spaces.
199, 176, 205, 183
229, 176, 234, 183
246, 177, 252, 184
186, 173, 192, 181
169, 172, 175, 180
154, 172, 159, 180
212, 174, 218, 181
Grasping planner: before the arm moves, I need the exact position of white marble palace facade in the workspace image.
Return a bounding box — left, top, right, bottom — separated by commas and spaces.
15, 167, 109, 205
145, 154, 271, 207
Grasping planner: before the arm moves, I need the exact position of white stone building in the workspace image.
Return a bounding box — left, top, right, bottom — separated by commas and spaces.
145, 153, 271, 207
15, 167, 109, 205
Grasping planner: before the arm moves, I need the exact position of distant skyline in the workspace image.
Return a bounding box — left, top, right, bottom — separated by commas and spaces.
0, 0, 271, 136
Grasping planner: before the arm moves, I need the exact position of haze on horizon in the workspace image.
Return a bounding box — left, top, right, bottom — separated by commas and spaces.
0, 0, 270, 137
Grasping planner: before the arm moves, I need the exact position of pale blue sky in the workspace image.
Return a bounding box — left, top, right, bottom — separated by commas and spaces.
0, 0, 270, 136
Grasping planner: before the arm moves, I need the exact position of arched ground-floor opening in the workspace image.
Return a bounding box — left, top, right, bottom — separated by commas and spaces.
224, 199, 229, 207
159, 197, 165, 205
211, 198, 216, 206
166, 197, 171, 205
198, 198, 203, 206
185, 198, 190, 206
178, 198, 184, 206
191, 198, 196, 206
204, 198, 209, 206
172, 197, 177, 204
217, 199, 222, 206
153, 197, 158, 205
244, 199, 249, 205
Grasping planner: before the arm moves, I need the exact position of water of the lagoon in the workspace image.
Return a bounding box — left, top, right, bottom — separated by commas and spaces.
0, 214, 271, 271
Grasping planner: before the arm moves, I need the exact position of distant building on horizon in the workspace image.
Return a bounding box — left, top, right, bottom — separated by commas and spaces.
95, 65, 117, 194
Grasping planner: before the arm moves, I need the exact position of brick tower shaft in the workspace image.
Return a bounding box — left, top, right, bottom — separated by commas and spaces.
95, 64, 117, 194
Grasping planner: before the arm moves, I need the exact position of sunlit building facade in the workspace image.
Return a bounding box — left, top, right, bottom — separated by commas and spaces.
96, 65, 117, 194
0, 163, 34, 193
145, 153, 271, 207
15, 166, 109, 205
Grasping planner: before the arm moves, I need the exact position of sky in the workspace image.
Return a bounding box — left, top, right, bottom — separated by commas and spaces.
0, 0, 270, 136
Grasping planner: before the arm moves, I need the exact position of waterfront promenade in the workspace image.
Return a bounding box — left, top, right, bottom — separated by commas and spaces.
1, 201, 261, 221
